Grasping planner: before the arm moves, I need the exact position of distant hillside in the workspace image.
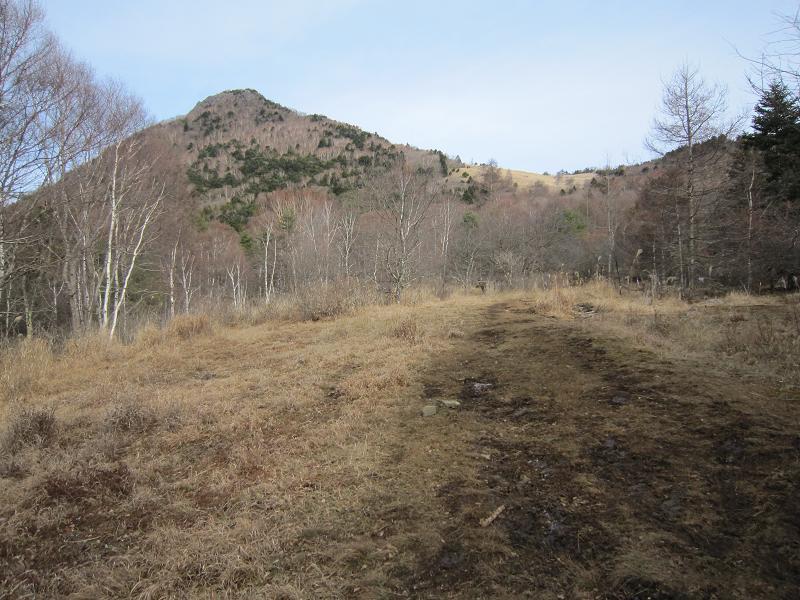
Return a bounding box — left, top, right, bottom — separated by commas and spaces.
142, 89, 452, 230
446, 165, 596, 191
138, 89, 661, 234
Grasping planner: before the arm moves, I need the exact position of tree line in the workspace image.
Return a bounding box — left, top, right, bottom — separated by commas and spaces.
1, 0, 799, 340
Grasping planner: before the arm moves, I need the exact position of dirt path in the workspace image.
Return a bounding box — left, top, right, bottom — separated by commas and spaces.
385, 299, 800, 599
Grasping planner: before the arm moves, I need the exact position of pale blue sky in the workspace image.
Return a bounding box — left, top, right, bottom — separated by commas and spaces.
42, 1, 798, 172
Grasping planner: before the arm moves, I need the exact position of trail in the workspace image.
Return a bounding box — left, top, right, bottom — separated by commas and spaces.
386, 299, 800, 599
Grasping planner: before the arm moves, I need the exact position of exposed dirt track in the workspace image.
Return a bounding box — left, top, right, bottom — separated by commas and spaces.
387, 300, 800, 599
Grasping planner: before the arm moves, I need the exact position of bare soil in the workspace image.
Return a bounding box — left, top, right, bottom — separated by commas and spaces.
387, 300, 800, 598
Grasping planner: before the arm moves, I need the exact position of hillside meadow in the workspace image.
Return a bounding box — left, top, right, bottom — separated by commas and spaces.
1, 284, 798, 598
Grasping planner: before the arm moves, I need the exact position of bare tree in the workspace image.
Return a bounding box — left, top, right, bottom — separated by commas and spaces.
251, 205, 277, 303
647, 62, 738, 291
338, 208, 358, 280
0, 0, 55, 318
432, 190, 456, 291
741, 7, 800, 92
367, 157, 436, 301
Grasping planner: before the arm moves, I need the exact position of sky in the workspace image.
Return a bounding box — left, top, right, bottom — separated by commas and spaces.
41, 0, 799, 173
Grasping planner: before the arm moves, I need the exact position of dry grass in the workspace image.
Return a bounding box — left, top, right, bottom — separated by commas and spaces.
1, 406, 57, 454
533, 282, 800, 388
1, 283, 795, 597
0, 338, 53, 404
166, 313, 213, 340
0, 288, 487, 597
391, 316, 422, 344
449, 165, 595, 190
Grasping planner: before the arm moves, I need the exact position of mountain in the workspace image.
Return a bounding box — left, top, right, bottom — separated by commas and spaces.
141, 89, 452, 228
140, 89, 618, 234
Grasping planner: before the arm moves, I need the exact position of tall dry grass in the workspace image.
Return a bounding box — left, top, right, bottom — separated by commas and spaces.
0, 338, 53, 405
0, 280, 487, 597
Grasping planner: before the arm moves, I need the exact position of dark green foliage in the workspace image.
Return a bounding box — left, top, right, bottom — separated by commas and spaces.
461, 183, 488, 204
255, 108, 284, 125
197, 144, 221, 159
193, 206, 215, 230
225, 89, 285, 111
219, 196, 256, 232
744, 81, 800, 205
357, 155, 372, 168
238, 146, 327, 193
437, 151, 448, 176
595, 165, 625, 176
328, 173, 350, 195
310, 114, 327, 122
194, 110, 223, 136
188, 139, 337, 199
182, 119, 189, 132
187, 165, 238, 194
318, 137, 333, 148
561, 209, 586, 232
462, 211, 478, 229
278, 206, 296, 233
331, 123, 369, 150
239, 232, 255, 252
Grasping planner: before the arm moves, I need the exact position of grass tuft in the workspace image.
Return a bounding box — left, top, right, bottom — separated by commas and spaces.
392, 316, 421, 344
1, 406, 57, 454
0, 338, 53, 404
166, 313, 213, 340
104, 402, 159, 433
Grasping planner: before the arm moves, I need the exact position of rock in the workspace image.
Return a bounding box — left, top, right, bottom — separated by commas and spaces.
472, 382, 493, 394
440, 399, 461, 408
421, 405, 438, 417
609, 393, 630, 406
574, 302, 597, 317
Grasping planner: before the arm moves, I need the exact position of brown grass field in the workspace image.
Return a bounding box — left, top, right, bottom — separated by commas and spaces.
1, 283, 799, 598
448, 166, 596, 190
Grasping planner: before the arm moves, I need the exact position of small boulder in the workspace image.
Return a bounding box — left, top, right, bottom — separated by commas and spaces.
609, 393, 630, 406
440, 399, 461, 409
421, 405, 438, 417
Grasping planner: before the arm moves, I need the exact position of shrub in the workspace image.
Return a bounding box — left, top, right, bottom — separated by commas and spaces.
42, 462, 133, 503
2, 406, 56, 454
105, 402, 158, 434
0, 338, 53, 404
166, 314, 213, 340
392, 317, 421, 344
135, 323, 163, 347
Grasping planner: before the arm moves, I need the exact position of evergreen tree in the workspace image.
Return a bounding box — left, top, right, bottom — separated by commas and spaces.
745, 81, 800, 205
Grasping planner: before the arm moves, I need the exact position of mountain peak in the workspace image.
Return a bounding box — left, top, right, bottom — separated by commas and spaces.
187, 89, 289, 119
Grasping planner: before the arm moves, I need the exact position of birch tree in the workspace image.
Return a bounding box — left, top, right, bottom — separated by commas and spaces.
338, 208, 358, 280
368, 157, 436, 301
0, 0, 56, 319
98, 137, 164, 338
647, 63, 737, 291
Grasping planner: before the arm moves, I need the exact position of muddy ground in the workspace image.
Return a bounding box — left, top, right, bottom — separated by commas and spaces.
382, 300, 800, 599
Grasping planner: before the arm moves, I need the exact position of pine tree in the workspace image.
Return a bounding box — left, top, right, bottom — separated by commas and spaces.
745, 81, 800, 205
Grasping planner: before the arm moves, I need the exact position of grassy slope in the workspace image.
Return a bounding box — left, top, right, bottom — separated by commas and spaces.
448, 165, 597, 190
1, 285, 799, 597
